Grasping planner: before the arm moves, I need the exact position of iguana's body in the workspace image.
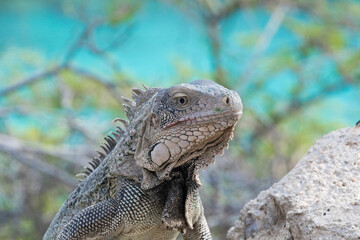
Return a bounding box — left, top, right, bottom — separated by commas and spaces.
44, 80, 242, 240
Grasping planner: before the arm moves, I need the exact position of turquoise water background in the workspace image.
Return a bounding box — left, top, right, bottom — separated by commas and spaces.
0, 0, 359, 126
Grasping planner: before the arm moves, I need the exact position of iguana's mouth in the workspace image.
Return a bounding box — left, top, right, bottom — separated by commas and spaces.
163, 110, 243, 129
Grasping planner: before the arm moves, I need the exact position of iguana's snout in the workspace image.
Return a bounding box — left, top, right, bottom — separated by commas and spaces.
213, 88, 243, 117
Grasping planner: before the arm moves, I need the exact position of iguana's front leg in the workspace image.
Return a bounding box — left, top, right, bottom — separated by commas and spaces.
58, 199, 124, 240
57, 179, 172, 240
182, 203, 212, 240
57, 179, 132, 240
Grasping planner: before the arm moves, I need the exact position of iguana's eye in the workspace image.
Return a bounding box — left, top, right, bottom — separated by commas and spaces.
172, 93, 189, 106
178, 97, 187, 105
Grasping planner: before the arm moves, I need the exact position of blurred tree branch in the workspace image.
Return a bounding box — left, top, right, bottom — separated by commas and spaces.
249, 79, 351, 145
239, 3, 289, 85
0, 13, 135, 196
165, 0, 249, 87
201, 0, 246, 87
0, 134, 78, 188
0, 18, 131, 99
0, 66, 63, 97
0, 133, 91, 166
65, 65, 125, 104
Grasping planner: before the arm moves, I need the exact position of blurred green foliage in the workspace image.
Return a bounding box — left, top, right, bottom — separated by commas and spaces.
0, 0, 359, 239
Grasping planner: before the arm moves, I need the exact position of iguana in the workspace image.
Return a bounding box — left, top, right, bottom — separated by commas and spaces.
44, 80, 243, 240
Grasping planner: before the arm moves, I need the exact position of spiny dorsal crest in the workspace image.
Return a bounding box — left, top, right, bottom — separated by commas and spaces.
76, 126, 124, 182
76, 84, 160, 182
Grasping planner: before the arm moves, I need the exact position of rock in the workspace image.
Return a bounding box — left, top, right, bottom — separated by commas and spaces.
227, 127, 360, 240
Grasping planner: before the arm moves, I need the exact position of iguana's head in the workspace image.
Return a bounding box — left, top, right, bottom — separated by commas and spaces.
126, 80, 242, 189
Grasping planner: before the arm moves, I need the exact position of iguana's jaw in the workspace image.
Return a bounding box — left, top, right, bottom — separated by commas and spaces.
153, 109, 241, 180
138, 111, 241, 191
174, 125, 236, 168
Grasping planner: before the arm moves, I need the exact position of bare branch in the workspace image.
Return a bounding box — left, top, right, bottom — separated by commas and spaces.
211, 0, 245, 21
206, 20, 225, 86
0, 19, 125, 98
238, 4, 289, 86
0, 133, 91, 166
62, 19, 104, 66
87, 23, 133, 54
66, 65, 125, 104
0, 21, 100, 97
1, 148, 77, 188
0, 66, 63, 97
57, 78, 99, 144
249, 80, 350, 143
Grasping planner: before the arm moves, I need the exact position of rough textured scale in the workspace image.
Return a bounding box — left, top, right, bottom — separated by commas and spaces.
227, 127, 360, 240
44, 80, 243, 240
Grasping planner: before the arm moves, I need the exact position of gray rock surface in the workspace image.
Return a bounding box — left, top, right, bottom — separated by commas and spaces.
227, 127, 360, 240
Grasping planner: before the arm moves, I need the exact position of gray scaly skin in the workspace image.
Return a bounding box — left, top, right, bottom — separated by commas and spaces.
43, 80, 243, 240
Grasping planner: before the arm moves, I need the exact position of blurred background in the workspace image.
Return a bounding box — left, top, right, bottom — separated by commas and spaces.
0, 0, 359, 239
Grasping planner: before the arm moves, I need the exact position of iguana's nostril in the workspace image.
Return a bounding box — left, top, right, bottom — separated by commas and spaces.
222, 96, 231, 106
